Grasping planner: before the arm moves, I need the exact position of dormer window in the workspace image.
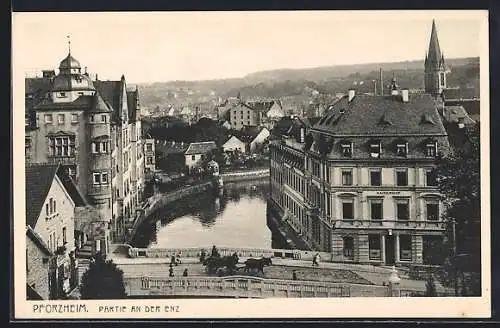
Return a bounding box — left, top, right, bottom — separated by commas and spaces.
340, 141, 353, 158
396, 142, 408, 157
369, 141, 382, 158
426, 141, 437, 157
58, 92, 66, 98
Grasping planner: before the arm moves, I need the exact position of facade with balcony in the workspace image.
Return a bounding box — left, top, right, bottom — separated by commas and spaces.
269, 87, 451, 266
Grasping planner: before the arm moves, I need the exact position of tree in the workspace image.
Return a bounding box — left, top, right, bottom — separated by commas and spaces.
80, 253, 127, 299
436, 124, 481, 295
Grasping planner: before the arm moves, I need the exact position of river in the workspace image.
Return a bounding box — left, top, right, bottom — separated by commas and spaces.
132, 179, 281, 249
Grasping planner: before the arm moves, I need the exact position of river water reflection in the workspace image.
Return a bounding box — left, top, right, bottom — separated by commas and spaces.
133, 179, 273, 249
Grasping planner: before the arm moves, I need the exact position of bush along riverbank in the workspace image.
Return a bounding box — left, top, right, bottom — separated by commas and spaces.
221, 168, 270, 183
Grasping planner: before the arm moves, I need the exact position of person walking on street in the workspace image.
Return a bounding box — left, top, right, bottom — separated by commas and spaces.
169, 265, 174, 277
292, 270, 298, 281
183, 268, 188, 277
316, 253, 321, 267
211, 245, 220, 258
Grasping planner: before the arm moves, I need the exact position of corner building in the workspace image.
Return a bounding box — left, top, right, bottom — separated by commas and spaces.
270, 88, 451, 265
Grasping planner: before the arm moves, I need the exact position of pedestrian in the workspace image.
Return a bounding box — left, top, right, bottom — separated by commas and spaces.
200, 249, 207, 263
171, 255, 177, 266
211, 245, 219, 258
292, 270, 297, 281
176, 252, 182, 265
183, 268, 188, 277
316, 253, 321, 267
312, 254, 317, 267
169, 266, 174, 277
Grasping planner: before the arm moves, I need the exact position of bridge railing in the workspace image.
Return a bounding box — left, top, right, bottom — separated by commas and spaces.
128, 246, 332, 262
124, 275, 351, 298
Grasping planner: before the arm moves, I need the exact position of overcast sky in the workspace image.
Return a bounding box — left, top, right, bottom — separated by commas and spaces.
13, 11, 486, 84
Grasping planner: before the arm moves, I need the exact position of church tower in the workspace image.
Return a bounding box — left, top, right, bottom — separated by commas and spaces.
424, 20, 447, 96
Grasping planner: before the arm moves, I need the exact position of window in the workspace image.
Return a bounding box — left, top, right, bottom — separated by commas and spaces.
426, 201, 439, 221
90, 115, 95, 123
92, 142, 98, 153
71, 113, 78, 123
311, 161, 320, 178
101, 172, 108, 184
399, 235, 412, 261
341, 142, 352, 157
62, 227, 67, 244
45, 203, 49, 216
44, 114, 53, 124
101, 114, 107, 123
342, 200, 354, 220
425, 169, 437, 186
396, 199, 410, 221
59, 92, 66, 97
93, 173, 100, 184
343, 236, 354, 259
100, 141, 108, 153
25, 137, 31, 156
370, 199, 383, 221
396, 169, 408, 186
57, 114, 65, 124
341, 169, 353, 186
146, 143, 153, 152
191, 155, 195, 161
25, 116, 30, 126
396, 142, 408, 157
369, 141, 381, 158
440, 72, 445, 87
370, 169, 382, 186
369, 235, 381, 260
426, 141, 437, 157
49, 136, 75, 157
147, 156, 154, 165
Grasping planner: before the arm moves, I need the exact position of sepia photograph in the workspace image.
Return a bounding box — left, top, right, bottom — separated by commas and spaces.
12, 10, 490, 319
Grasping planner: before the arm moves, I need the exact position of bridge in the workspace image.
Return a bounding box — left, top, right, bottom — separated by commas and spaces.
124, 275, 357, 298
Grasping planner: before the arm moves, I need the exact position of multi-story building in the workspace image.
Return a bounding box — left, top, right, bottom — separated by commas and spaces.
270, 86, 451, 265
269, 19, 461, 266
143, 138, 156, 175
25, 48, 146, 248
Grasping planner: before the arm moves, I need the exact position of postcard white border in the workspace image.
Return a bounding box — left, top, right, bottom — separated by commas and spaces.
12, 9, 491, 319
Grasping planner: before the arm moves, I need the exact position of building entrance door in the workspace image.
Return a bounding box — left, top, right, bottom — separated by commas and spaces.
385, 235, 395, 265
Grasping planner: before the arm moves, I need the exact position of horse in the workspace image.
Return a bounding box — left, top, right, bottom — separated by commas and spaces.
244, 257, 272, 274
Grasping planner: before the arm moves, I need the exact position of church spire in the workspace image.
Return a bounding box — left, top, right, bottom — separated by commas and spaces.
426, 20, 443, 69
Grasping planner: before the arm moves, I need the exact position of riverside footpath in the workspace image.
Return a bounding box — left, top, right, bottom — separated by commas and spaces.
106, 245, 452, 297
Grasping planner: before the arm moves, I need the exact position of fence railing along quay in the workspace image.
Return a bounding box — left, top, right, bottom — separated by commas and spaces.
124, 275, 351, 298
127, 246, 332, 262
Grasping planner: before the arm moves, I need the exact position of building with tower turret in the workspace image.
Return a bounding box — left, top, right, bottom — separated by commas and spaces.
25, 43, 147, 255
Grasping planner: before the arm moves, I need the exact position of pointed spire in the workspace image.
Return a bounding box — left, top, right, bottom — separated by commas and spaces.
426, 19, 442, 68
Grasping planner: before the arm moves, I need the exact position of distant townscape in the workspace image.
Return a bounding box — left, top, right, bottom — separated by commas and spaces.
24, 19, 480, 301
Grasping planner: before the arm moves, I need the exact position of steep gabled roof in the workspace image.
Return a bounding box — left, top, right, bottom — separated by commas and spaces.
93, 80, 123, 121
313, 93, 447, 136
25, 77, 53, 96
184, 141, 217, 155
25, 164, 60, 228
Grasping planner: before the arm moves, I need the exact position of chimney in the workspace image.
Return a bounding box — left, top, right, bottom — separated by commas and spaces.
300, 128, 305, 143
379, 68, 384, 96
401, 89, 409, 102
348, 89, 356, 102
95, 74, 99, 81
